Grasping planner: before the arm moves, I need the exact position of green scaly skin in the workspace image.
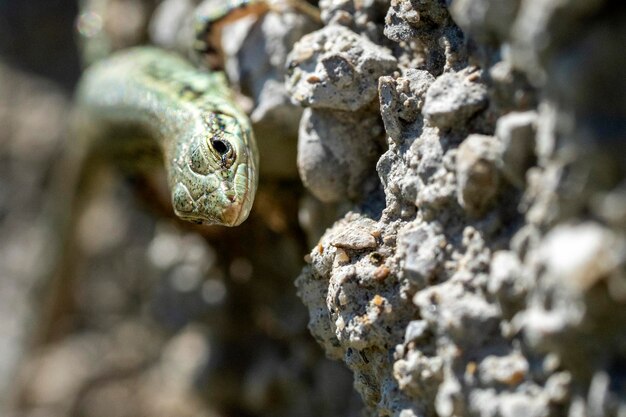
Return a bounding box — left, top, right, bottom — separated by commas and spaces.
76, 47, 259, 226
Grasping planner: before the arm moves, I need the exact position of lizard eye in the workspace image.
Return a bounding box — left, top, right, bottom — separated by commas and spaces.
211, 138, 236, 168
211, 139, 229, 155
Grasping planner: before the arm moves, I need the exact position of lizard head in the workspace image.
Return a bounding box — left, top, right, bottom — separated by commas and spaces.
170, 111, 258, 227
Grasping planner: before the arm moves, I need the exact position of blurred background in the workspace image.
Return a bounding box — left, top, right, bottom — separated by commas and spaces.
0, 1, 362, 416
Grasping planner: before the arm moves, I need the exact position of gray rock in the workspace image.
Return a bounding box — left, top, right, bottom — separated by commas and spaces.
378, 69, 435, 143
297, 108, 383, 202
286, 24, 397, 111
397, 223, 445, 286
422, 71, 488, 130
456, 134, 502, 216
413, 281, 501, 348
488, 250, 528, 318
393, 348, 444, 402
495, 111, 537, 187
330, 216, 379, 250
383, 0, 451, 43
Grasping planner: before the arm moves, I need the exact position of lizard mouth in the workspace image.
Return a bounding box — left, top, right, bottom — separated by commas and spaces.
230, 161, 256, 227
219, 201, 243, 227
222, 182, 251, 227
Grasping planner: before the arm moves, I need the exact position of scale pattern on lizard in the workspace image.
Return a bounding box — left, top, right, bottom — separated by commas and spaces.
75, 5, 263, 226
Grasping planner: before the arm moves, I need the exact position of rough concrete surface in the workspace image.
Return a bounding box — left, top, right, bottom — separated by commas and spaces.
294, 0, 626, 416
0, 0, 625, 417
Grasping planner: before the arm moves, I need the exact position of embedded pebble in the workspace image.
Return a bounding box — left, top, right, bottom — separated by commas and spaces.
488, 251, 527, 318
286, 24, 397, 111
297, 107, 383, 202
495, 111, 538, 187
413, 282, 501, 348
456, 134, 501, 216
397, 223, 445, 286
422, 71, 488, 129
378, 69, 435, 142
384, 0, 451, 42
330, 218, 379, 250
393, 349, 444, 399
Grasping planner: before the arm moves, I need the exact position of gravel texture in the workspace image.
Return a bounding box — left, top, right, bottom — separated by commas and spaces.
293, 0, 626, 416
